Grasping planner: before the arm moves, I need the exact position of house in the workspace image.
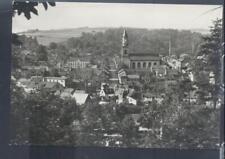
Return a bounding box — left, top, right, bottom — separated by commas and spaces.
182, 91, 197, 104
143, 93, 164, 104
30, 76, 43, 83
99, 100, 110, 105
130, 114, 141, 126
43, 76, 67, 87
164, 79, 178, 90
115, 88, 124, 104
151, 65, 167, 77
24, 81, 36, 93
99, 83, 115, 99
127, 96, 137, 105
17, 78, 30, 88
164, 56, 182, 71
41, 82, 64, 93
17, 78, 37, 93
100, 89, 106, 97
126, 89, 138, 105
66, 57, 90, 69
22, 65, 49, 72
209, 72, 215, 85
60, 88, 74, 99
127, 74, 140, 81
72, 91, 89, 105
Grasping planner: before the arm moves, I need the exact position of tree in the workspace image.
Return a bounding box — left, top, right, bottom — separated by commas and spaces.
119, 115, 139, 147
10, 86, 81, 145
12, 2, 56, 47
36, 45, 48, 61
10, 81, 29, 144
13, 2, 56, 20
49, 42, 58, 50
162, 106, 220, 149
194, 19, 223, 108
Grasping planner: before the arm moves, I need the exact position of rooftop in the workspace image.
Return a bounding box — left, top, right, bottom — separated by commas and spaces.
72, 92, 89, 105
129, 54, 161, 61
44, 76, 67, 80
127, 74, 140, 79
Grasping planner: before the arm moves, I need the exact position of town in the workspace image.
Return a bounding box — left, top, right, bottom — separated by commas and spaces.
10, 23, 222, 148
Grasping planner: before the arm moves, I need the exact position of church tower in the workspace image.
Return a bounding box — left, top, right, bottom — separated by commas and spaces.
122, 29, 129, 57
121, 29, 130, 67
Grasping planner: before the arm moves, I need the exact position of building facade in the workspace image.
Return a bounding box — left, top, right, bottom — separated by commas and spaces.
43, 76, 67, 87
66, 58, 90, 69
121, 29, 162, 71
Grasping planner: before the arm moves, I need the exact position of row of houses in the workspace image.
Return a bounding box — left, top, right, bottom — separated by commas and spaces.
98, 82, 165, 106
16, 76, 90, 105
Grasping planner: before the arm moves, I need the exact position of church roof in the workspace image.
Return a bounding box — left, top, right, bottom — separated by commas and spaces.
129, 53, 161, 61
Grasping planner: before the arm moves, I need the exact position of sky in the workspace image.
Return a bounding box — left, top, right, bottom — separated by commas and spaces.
12, 2, 223, 33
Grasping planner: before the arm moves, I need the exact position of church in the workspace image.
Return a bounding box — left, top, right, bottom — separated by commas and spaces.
120, 29, 162, 71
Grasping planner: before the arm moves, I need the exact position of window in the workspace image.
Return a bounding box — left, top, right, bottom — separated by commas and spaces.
143, 62, 146, 68
132, 62, 135, 69
154, 62, 157, 66
148, 62, 151, 68
124, 50, 127, 56
137, 62, 141, 68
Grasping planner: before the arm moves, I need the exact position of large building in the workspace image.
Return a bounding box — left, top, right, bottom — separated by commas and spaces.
43, 76, 67, 87
121, 29, 162, 70
66, 58, 90, 69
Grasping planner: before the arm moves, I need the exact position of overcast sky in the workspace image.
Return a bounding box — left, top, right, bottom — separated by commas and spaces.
12, 2, 222, 33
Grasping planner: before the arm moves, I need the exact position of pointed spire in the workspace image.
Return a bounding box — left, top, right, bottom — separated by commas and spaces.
122, 29, 128, 48
169, 39, 171, 56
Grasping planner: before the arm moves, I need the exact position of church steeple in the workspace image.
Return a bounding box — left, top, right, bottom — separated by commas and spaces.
122, 29, 128, 48
121, 29, 129, 57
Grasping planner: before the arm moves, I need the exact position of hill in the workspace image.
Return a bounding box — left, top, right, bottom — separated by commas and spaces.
18, 27, 108, 45
17, 27, 206, 46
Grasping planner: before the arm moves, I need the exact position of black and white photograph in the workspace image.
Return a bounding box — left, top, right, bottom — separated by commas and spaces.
10, 2, 223, 148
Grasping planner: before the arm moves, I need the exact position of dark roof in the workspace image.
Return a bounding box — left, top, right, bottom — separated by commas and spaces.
129, 53, 159, 56
44, 82, 57, 89
129, 54, 161, 61
68, 57, 91, 62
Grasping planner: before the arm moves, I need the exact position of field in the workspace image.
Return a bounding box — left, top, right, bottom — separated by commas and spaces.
18, 27, 108, 45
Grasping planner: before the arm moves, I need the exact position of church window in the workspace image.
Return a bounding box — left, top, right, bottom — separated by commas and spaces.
123, 50, 128, 56
137, 62, 141, 68
143, 62, 146, 68
148, 62, 151, 68
132, 62, 135, 69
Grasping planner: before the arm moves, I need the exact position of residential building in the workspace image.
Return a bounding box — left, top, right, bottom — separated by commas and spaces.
66, 58, 90, 69
43, 76, 67, 87
72, 91, 90, 105
60, 88, 74, 99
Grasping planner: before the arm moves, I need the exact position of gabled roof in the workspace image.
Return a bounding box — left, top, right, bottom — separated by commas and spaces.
72, 92, 89, 105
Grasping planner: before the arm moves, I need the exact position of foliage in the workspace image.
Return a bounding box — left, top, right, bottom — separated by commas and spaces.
13, 2, 55, 20
65, 28, 201, 59
10, 86, 80, 145
36, 45, 48, 61
194, 19, 223, 108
